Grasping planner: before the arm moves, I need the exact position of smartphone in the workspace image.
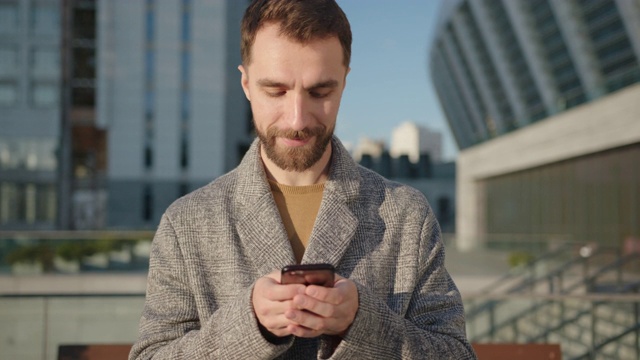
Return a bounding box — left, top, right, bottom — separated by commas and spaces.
281, 263, 335, 287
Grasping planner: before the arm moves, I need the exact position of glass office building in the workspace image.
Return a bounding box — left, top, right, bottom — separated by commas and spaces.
429, 0, 640, 248
99, 0, 253, 228
0, 0, 61, 229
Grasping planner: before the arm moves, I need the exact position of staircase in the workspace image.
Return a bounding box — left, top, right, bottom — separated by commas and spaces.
465, 243, 640, 360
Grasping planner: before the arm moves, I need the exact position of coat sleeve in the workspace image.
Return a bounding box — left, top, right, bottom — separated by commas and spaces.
322, 212, 477, 360
129, 213, 294, 360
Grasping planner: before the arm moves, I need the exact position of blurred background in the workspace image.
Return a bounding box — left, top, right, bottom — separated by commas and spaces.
0, 0, 639, 359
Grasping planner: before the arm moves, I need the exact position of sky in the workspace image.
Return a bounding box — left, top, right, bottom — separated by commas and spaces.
333, 0, 458, 161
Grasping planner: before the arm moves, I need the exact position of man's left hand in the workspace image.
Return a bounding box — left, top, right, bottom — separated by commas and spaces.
284, 274, 359, 338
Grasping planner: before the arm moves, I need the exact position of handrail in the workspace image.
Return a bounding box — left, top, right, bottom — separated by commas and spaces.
474, 242, 575, 295
570, 323, 640, 360
508, 246, 623, 294
467, 245, 640, 358
469, 246, 629, 306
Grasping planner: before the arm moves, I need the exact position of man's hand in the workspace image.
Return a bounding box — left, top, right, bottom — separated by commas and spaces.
252, 270, 305, 337
284, 274, 359, 338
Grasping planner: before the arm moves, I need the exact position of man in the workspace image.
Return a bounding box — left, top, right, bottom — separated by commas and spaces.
130, 0, 476, 359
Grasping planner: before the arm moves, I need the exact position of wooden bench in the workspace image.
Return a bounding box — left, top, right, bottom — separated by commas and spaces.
58, 344, 133, 360
472, 343, 562, 360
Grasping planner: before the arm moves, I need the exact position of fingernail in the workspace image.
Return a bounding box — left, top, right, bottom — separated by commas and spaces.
307, 287, 316, 296
285, 311, 295, 320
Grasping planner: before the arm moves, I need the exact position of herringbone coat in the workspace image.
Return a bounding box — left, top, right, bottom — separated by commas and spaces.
129, 137, 476, 360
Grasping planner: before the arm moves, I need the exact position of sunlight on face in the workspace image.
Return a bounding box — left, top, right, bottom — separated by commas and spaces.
240, 24, 348, 172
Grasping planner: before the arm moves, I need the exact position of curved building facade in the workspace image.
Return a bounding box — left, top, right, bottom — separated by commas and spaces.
430, 0, 640, 150
429, 0, 640, 249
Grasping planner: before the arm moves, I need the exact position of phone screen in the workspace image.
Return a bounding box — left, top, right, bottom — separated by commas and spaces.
281, 263, 335, 287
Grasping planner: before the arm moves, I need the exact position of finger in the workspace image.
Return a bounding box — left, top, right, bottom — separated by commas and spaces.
305, 285, 343, 305
259, 314, 295, 336
292, 294, 335, 318
284, 308, 327, 332
287, 323, 323, 338
257, 278, 305, 302
264, 270, 282, 281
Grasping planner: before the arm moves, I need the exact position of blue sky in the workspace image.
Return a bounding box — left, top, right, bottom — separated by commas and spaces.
334, 0, 458, 161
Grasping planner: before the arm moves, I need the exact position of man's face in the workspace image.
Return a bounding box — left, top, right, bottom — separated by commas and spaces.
239, 23, 348, 172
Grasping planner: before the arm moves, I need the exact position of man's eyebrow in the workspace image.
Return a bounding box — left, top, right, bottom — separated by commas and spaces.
256, 79, 339, 90
306, 80, 339, 91
257, 79, 286, 88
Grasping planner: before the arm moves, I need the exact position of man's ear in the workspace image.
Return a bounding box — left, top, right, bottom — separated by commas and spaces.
238, 65, 251, 101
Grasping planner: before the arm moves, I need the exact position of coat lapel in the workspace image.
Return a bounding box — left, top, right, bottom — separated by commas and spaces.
303, 138, 361, 267
234, 139, 296, 276
236, 192, 295, 276
234, 137, 361, 274
302, 193, 357, 267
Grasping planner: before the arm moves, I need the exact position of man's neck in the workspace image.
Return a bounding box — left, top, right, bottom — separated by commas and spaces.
261, 145, 332, 186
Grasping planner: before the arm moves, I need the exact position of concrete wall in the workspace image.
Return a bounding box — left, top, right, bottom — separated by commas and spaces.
456, 84, 640, 250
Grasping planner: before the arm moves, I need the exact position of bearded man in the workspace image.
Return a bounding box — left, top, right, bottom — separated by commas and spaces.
129, 1, 476, 359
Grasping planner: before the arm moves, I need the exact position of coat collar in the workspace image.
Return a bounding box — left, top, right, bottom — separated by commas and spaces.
234, 137, 360, 275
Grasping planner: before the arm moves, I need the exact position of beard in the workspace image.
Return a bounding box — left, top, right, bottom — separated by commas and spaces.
255, 121, 334, 172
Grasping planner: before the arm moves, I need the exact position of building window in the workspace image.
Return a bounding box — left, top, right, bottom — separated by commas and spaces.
0, 182, 56, 224
180, 136, 188, 169
0, 2, 19, 35
0, 46, 19, 77
31, 47, 60, 78
179, 0, 191, 171
179, 182, 188, 197
142, 184, 153, 221
0, 182, 19, 223
31, 2, 60, 37
31, 81, 58, 108
0, 81, 18, 107
143, 0, 155, 171
0, 137, 57, 171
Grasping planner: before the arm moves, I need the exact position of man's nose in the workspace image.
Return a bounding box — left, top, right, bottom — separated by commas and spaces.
286, 93, 310, 131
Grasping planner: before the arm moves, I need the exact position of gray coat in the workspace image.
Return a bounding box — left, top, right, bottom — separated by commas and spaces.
130, 137, 476, 359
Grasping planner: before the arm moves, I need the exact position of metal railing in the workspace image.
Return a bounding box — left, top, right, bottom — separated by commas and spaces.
464, 239, 640, 360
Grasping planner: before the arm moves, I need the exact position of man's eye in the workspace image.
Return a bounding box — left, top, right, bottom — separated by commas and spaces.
266, 91, 285, 97
310, 91, 330, 99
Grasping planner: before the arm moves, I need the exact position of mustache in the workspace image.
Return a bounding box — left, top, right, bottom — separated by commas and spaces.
267, 126, 325, 140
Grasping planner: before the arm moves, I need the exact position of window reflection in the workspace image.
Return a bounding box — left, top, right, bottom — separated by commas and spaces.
31, 2, 60, 37
0, 81, 18, 107
0, 182, 56, 224
0, 47, 19, 77
0, 138, 57, 171
31, 81, 58, 107
0, 3, 19, 35
31, 48, 60, 78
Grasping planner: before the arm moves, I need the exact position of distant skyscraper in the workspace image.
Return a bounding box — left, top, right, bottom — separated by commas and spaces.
352, 137, 385, 163
390, 121, 442, 163
98, 0, 252, 228
430, 0, 640, 250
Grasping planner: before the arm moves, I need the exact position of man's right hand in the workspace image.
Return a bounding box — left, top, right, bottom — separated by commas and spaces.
252, 270, 306, 337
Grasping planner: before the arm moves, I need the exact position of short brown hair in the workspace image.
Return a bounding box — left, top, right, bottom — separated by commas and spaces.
241, 0, 352, 67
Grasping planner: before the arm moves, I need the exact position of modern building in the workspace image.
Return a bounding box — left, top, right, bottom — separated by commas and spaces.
351, 136, 385, 163
98, 0, 252, 228
354, 128, 455, 232
390, 121, 442, 163
430, 0, 640, 250
1, 0, 253, 230
0, 0, 61, 230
